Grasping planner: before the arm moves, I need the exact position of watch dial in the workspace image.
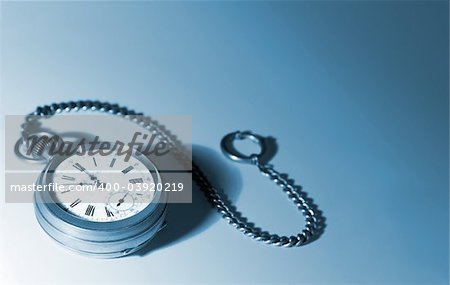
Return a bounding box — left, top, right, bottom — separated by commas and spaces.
51, 150, 157, 222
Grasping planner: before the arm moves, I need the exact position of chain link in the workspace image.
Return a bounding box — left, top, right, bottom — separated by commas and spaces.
20, 100, 323, 247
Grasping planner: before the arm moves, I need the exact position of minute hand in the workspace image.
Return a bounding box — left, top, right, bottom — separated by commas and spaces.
82, 169, 97, 180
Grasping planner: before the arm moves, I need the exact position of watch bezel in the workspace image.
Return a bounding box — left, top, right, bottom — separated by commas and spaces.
35, 144, 167, 231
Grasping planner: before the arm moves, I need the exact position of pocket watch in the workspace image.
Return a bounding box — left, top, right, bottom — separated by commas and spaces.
33, 144, 167, 258
15, 100, 323, 258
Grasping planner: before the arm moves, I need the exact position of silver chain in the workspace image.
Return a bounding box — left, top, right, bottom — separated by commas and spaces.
19, 100, 324, 247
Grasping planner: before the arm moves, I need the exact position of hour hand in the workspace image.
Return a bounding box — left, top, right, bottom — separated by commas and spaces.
60, 182, 91, 186
73, 163, 97, 180
95, 180, 107, 188
84, 169, 97, 180
59, 182, 93, 193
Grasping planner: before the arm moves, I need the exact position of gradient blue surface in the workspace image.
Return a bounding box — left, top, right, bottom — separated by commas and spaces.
0, 1, 448, 284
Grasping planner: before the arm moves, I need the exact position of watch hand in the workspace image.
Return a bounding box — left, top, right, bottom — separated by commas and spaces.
116, 192, 129, 207
83, 169, 97, 180
60, 182, 92, 186
60, 182, 93, 193
94, 178, 110, 190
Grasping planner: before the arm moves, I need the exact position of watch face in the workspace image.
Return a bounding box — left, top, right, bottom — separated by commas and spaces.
50, 149, 157, 222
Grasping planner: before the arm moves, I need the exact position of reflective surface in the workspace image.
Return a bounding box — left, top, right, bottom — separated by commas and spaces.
1, 1, 448, 284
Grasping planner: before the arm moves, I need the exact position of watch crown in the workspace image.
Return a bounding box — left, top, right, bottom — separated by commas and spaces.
15, 131, 63, 163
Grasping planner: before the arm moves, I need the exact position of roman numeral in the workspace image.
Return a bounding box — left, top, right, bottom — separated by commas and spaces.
122, 166, 134, 174
109, 158, 116, 168
129, 178, 143, 184
105, 207, 114, 217
73, 163, 85, 172
61, 175, 75, 181
85, 205, 95, 216
93, 157, 97, 167
70, 198, 81, 208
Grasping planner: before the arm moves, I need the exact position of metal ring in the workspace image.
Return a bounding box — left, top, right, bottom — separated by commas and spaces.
220, 131, 266, 164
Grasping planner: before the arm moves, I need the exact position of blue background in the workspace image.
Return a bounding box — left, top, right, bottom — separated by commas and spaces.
0, 1, 448, 284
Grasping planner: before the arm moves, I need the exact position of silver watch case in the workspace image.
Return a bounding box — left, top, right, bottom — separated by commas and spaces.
34, 147, 168, 258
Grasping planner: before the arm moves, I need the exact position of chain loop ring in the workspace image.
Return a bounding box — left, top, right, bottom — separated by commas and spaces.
220, 131, 266, 165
